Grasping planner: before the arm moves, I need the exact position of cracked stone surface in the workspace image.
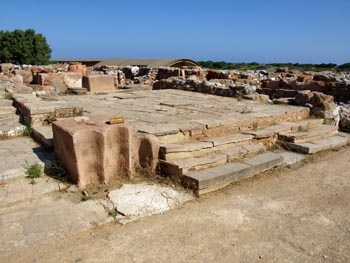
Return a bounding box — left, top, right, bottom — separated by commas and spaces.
0, 194, 111, 253
0, 137, 55, 181
108, 183, 194, 221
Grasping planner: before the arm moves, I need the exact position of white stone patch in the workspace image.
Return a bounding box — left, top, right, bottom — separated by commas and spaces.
108, 183, 193, 222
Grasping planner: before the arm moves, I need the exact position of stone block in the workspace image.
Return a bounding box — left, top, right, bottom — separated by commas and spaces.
53, 116, 133, 187
63, 72, 82, 88
282, 134, 349, 154
133, 133, 160, 172
278, 124, 338, 143
204, 134, 253, 147
68, 63, 87, 76
36, 72, 82, 92
0, 63, 14, 73
15, 69, 33, 84
82, 75, 115, 92
53, 115, 160, 188
182, 162, 254, 195
241, 151, 283, 174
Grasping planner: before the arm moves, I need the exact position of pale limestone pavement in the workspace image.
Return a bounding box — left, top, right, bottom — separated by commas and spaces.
61, 89, 309, 136
0, 191, 112, 252
0, 137, 55, 180
0, 177, 194, 253
0, 98, 26, 137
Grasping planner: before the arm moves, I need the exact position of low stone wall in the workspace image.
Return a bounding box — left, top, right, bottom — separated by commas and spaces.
34, 72, 82, 93
13, 94, 84, 126
52, 115, 159, 188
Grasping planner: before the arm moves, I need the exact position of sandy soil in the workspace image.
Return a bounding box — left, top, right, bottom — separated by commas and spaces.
1, 146, 350, 263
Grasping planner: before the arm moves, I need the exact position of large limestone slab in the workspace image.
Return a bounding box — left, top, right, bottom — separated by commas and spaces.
108, 183, 193, 223
0, 137, 54, 181
0, 176, 65, 207
283, 134, 350, 154
159, 152, 228, 178
0, 115, 26, 137
204, 133, 253, 146
277, 151, 306, 166
13, 94, 83, 126
161, 141, 213, 153
0, 106, 16, 118
182, 151, 283, 195
278, 124, 338, 143
183, 162, 254, 195
0, 195, 110, 253
241, 151, 283, 174
225, 143, 267, 161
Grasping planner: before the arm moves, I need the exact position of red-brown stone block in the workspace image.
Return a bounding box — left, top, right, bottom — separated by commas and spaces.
82, 75, 115, 92
52, 115, 159, 188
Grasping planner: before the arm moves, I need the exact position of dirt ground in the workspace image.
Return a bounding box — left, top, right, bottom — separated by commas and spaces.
1, 146, 350, 263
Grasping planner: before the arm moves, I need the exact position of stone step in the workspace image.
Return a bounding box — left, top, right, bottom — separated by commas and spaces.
0, 105, 16, 118
242, 119, 324, 139
67, 87, 88, 95
160, 152, 227, 179
0, 137, 55, 181
160, 134, 254, 161
0, 98, 14, 106
291, 118, 324, 130
182, 151, 283, 195
203, 133, 254, 146
281, 133, 350, 154
278, 124, 338, 143
160, 143, 267, 178
31, 125, 54, 149
0, 115, 26, 138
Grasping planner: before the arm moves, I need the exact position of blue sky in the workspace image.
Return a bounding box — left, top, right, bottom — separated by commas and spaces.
1, 0, 349, 64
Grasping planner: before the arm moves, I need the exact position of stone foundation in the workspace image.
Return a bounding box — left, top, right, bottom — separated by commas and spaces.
13, 94, 83, 126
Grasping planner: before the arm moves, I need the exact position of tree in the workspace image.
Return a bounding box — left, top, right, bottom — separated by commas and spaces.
338, 63, 350, 71
0, 28, 52, 65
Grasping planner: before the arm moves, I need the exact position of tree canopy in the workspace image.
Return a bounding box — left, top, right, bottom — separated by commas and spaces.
0, 29, 52, 65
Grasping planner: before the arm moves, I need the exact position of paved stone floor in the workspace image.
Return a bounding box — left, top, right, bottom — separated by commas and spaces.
61, 90, 308, 136
0, 137, 55, 180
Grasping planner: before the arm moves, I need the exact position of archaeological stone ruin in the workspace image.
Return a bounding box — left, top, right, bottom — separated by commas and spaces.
1, 59, 350, 194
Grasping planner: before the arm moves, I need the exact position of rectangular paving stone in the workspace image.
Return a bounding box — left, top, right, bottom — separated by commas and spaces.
241, 151, 283, 174
182, 162, 254, 195
278, 125, 338, 143
160, 152, 228, 179
226, 144, 267, 161
283, 134, 350, 154
161, 141, 213, 154
204, 134, 253, 147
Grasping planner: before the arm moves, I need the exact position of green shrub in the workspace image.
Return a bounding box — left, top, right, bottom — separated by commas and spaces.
3, 93, 13, 100
49, 160, 67, 181
25, 163, 42, 179
21, 125, 32, 136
